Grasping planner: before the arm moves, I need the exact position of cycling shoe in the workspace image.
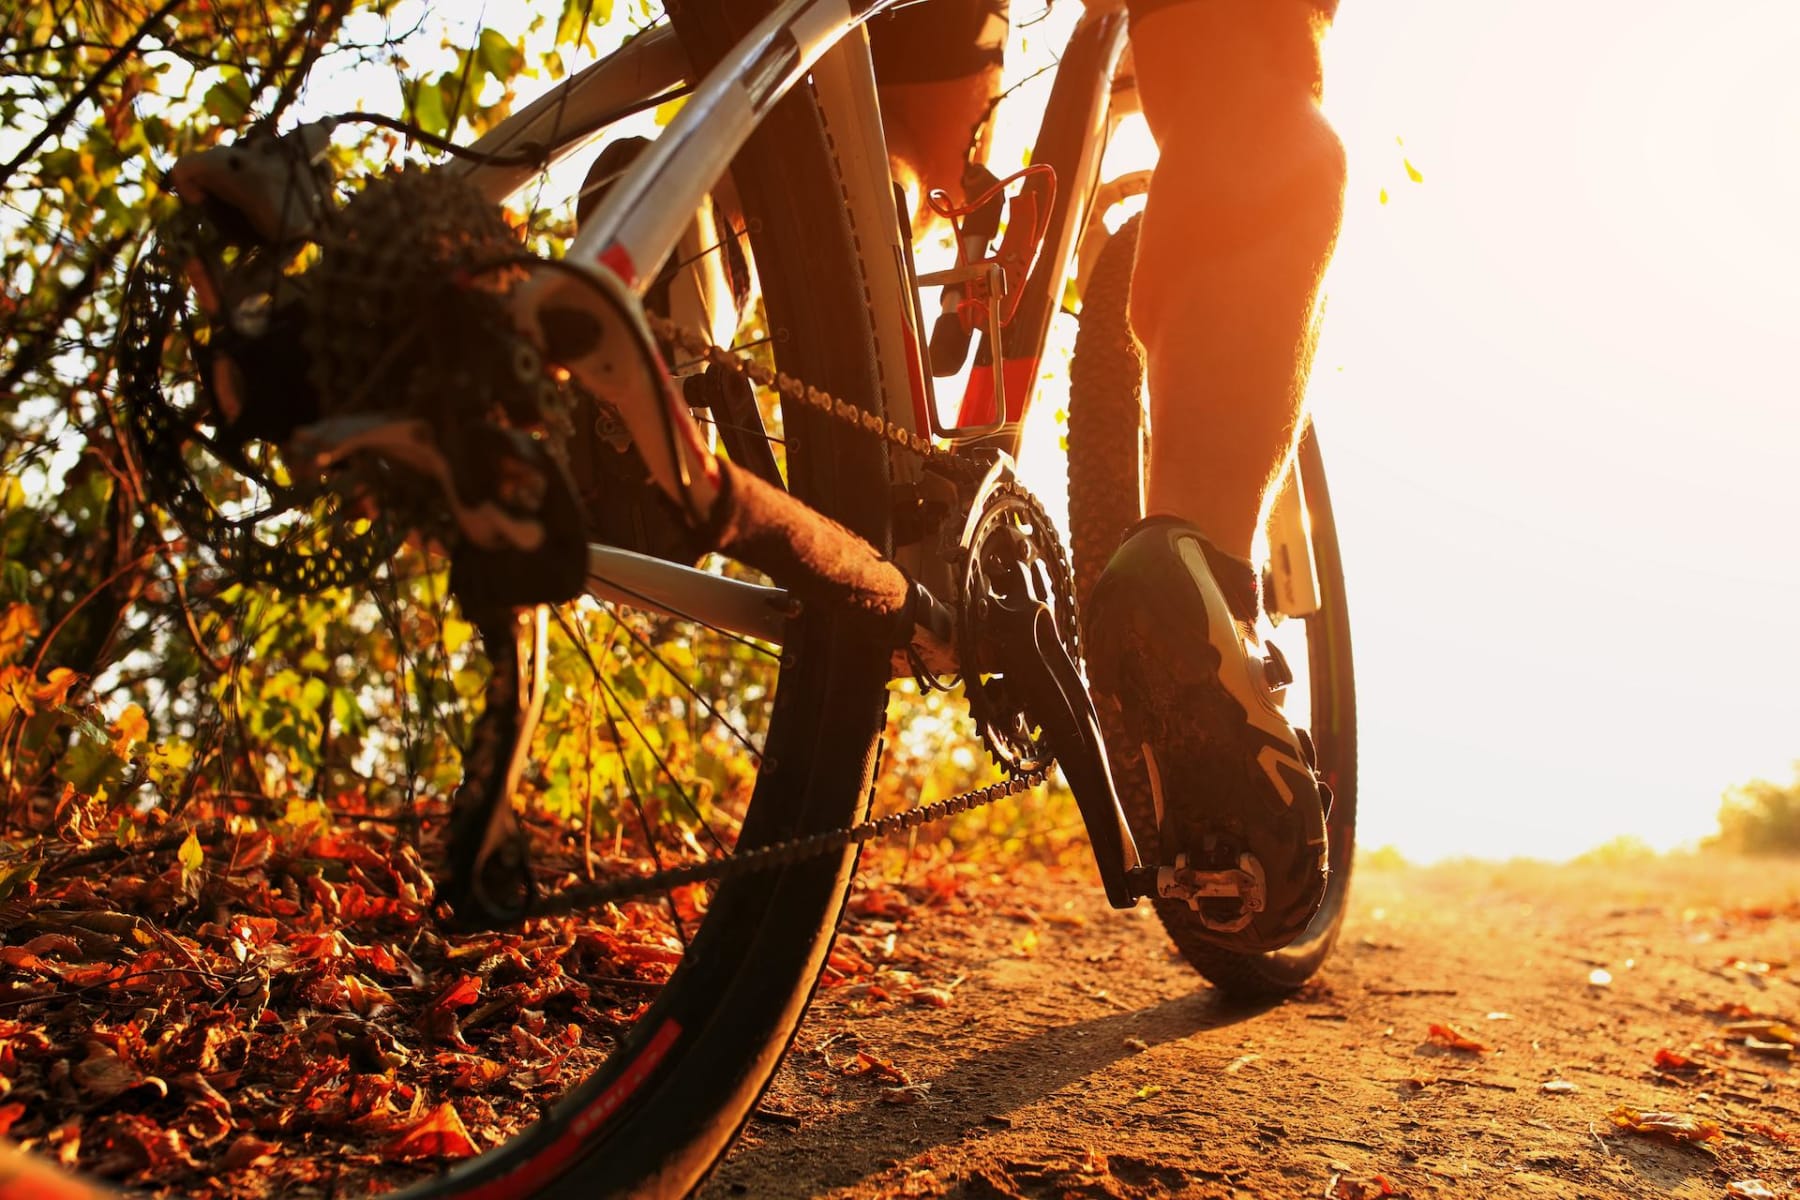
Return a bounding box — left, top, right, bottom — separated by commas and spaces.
1084, 516, 1328, 952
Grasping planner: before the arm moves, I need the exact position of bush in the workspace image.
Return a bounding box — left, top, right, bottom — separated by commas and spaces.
1712, 766, 1800, 855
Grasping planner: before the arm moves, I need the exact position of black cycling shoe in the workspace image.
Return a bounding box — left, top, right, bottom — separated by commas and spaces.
1084, 517, 1328, 953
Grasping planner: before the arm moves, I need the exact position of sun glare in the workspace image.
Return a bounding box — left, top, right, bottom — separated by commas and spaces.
1308, 0, 1800, 860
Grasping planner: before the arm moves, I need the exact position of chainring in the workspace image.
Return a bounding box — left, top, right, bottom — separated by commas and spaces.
957, 480, 1080, 773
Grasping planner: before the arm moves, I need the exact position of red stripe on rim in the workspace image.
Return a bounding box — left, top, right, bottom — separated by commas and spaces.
457, 1019, 682, 1199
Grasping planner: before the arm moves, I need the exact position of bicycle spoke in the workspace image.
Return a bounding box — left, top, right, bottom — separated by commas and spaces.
598, 598, 763, 763
551, 606, 732, 864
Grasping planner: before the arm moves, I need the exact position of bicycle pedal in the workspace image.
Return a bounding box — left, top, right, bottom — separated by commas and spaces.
1152, 853, 1268, 932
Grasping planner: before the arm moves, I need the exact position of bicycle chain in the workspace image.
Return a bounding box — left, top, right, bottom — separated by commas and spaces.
516, 314, 1056, 914
647, 313, 987, 482
533, 769, 1046, 918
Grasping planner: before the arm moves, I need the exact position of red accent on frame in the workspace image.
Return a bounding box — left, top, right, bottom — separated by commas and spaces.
597, 241, 637, 287
901, 318, 932, 438
457, 1019, 683, 1199
956, 356, 1040, 428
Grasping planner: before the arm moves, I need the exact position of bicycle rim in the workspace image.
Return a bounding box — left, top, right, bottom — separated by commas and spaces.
1066, 214, 1358, 1002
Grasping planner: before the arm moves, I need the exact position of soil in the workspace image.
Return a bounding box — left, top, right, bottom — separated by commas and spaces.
702, 854, 1800, 1200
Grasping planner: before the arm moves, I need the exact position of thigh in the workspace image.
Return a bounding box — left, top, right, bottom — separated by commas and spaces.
1126, 0, 1333, 137
869, 0, 1010, 84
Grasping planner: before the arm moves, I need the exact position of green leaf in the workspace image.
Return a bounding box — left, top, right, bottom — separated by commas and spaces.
55, 730, 126, 795
556, 0, 613, 48
178, 830, 204, 875
477, 29, 524, 81
0, 860, 41, 902
202, 71, 253, 124
413, 81, 449, 138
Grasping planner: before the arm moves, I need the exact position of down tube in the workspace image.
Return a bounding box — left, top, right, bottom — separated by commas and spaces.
958, 8, 1129, 452
563, 0, 906, 296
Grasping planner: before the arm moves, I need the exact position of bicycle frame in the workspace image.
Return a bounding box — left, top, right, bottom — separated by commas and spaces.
441, 0, 1132, 648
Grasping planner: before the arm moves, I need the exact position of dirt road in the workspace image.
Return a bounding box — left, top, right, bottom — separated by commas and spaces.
703, 855, 1800, 1199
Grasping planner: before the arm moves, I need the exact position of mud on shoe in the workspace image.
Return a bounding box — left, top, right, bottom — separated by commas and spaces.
1084, 517, 1329, 953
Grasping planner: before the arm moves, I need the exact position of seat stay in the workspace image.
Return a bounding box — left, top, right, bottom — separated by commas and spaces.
453, 25, 690, 205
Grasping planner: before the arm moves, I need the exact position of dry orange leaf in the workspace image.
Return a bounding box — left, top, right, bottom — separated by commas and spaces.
1726, 1181, 1777, 1200
1652, 1047, 1700, 1072
1426, 1023, 1492, 1053
1722, 1020, 1798, 1045
384, 1101, 478, 1161
431, 973, 481, 1011
1608, 1106, 1722, 1145
1327, 1173, 1402, 1199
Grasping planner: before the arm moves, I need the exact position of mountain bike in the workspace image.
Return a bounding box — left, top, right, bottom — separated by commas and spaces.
12, 0, 1354, 1195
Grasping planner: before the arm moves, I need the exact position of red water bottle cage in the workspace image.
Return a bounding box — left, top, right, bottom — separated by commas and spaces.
927, 163, 1058, 334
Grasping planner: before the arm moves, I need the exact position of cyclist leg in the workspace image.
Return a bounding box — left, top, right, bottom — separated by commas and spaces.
1085, 0, 1345, 951
870, 0, 1009, 227
1130, 0, 1344, 560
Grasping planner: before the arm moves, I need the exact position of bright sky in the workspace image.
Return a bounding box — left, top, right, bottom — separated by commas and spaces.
1299, 0, 1800, 859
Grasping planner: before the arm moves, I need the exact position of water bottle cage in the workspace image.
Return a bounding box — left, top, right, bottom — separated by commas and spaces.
927, 163, 1058, 334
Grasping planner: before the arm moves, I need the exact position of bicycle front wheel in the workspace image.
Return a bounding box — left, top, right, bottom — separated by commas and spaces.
1066, 214, 1359, 1002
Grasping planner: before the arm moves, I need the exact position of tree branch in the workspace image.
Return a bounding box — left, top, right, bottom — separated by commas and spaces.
0, 0, 188, 196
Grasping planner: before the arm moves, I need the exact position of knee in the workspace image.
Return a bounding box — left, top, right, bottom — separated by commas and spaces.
1128, 102, 1345, 339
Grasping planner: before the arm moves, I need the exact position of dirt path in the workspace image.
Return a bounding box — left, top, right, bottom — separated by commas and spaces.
702, 855, 1800, 1199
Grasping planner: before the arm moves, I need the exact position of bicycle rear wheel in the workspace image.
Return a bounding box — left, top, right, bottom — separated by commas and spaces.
94, 18, 899, 1200
403, 27, 898, 1200
1066, 215, 1358, 1001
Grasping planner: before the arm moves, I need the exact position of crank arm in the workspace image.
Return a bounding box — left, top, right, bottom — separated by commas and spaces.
986, 589, 1142, 908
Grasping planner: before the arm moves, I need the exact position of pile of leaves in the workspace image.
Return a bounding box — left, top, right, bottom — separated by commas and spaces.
0, 804, 694, 1198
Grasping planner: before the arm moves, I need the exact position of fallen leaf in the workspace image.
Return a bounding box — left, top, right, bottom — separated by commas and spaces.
843, 1052, 911, 1085
1723, 1021, 1798, 1045
384, 1101, 478, 1160
1608, 1106, 1722, 1145
432, 973, 482, 1011
222, 1134, 280, 1172
1653, 1048, 1700, 1073
909, 987, 954, 1008
1133, 1084, 1163, 1101
1726, 1181, 1777, 1200
178, 830, 204, 875
1744, 1036, 1794, 1059
1123, 1037, 1149, 1052
1540, 1080, 1579, 1095
1426, 1023, 1493, 1054
880, 1083, 930, 1105
1327, 1173, 1403, 1199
